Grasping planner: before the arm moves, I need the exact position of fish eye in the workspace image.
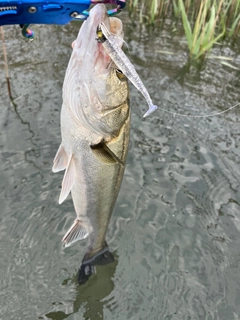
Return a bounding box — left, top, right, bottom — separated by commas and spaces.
116, 69, 126, 81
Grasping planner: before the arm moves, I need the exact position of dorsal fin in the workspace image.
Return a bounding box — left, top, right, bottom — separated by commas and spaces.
59, 154, 75, 204
52, 144, 68, 173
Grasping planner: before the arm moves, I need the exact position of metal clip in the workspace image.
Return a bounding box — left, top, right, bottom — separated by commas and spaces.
20, 24, 34, 39
76, 0, 126, 20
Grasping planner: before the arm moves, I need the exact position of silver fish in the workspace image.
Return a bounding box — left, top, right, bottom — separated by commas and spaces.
97, 22, 158, 118
52, 4, 130, 282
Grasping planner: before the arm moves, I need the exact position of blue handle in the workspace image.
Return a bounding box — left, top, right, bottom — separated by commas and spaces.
0, 0, 91, 25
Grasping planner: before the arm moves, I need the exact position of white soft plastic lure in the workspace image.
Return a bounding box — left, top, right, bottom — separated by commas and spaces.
97, 22, 158, 118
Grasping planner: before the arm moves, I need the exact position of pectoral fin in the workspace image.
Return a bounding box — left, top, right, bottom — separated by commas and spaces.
52, 144, 68, 173
62, 220, 89, 247
59, 154, 75, 204
91, 142, 124, 165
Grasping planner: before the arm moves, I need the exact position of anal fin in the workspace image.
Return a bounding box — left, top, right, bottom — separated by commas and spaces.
62, 220, 88, 247
91, 142, 124, 165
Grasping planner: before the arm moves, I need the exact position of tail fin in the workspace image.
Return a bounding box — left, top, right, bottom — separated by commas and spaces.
78, 246, 114, 285
143, 104, 158, 118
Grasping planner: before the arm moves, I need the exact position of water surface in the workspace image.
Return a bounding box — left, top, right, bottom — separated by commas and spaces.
0, 13, 240, 320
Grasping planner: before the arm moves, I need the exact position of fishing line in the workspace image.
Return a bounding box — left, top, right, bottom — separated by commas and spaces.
151, 101, 240, 118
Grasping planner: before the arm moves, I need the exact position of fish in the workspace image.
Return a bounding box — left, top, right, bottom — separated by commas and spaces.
52, 4, 130, 284
96, 22, 158, 118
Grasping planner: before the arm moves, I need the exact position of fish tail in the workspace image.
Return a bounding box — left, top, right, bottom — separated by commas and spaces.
143, 104, 158, 118
78, 244, 114, 285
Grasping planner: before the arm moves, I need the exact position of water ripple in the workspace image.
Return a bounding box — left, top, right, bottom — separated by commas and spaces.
0, 17, 240, 320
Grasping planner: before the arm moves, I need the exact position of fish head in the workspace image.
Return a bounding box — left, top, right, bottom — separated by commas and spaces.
63, 4, 129, 137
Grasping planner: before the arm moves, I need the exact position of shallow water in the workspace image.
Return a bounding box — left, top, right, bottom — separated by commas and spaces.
0, 12, 240, 320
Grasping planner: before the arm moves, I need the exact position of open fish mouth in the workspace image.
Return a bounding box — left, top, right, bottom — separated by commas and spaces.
68, 4, 111, 75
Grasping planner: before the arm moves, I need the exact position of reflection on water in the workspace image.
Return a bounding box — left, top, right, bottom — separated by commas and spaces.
44, 253, 118, 320
1, 12, 240, 320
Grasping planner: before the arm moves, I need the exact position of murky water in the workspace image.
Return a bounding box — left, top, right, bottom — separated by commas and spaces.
1, 11, 240, 320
